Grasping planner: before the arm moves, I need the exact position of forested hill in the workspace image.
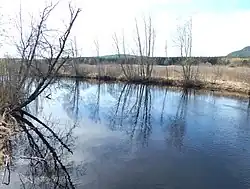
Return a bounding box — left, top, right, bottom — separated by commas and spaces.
227, 46, 250, 58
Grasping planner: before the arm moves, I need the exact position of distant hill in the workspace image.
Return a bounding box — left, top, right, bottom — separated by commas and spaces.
227, 46, 250, 58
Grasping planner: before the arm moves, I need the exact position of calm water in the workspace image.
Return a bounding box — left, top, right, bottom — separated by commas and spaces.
2, 79, 250, 189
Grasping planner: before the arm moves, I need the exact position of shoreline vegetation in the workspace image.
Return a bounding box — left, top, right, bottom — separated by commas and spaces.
0, 1, 250, 187
0, 3, 81, 188
56, 63, 250, 98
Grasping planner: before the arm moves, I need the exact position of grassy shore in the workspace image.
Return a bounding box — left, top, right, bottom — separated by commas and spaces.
57, 63, 250, 97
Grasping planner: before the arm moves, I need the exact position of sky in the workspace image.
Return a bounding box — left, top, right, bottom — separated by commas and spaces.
1, 0, 250, 57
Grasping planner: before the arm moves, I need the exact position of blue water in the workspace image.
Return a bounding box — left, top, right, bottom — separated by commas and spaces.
3, 79, 250, 189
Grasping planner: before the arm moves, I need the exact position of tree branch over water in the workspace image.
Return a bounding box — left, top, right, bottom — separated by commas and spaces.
0, 1, 81, 188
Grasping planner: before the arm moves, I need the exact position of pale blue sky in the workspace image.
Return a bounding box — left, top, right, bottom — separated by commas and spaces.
195, 0, 250, 11
1, 0, 250, 57
153, 0, 250, 12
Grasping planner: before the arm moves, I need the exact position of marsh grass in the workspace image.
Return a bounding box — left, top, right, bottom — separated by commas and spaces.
0, 59, 22, 168
58, 63, 250, 95
0, 59, 22, 108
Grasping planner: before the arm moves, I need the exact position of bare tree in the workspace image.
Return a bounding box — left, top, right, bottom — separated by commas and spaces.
113, 16, 156, 80
0, 2, 81, 188
164, 40, 169, 78
113, 32, 137, 79
12, 2, 81, 108
135, 16, 156, 79
188, 17, 192, 57
70, 36, 79, 76
0, 10, 3, 48
165, 40, 168, 57
173, 17, 197, 85
94, 39, 101, 79
173, 17, 192, 57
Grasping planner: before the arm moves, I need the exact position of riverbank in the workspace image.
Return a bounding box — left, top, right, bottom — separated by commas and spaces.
55, 64, 250, 97
55, 74, 250, 98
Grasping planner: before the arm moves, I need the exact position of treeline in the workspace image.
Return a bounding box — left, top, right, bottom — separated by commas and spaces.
69, 56, 228, 65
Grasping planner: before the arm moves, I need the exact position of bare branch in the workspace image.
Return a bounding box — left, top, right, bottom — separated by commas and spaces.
14, 4, 81, 109
173, 17, 192, 58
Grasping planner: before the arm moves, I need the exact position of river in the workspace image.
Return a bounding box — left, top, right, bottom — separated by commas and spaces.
2, 79, 250, 189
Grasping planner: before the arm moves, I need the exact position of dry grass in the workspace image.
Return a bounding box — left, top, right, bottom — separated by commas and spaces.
0, 60, 21, 108
154, 65, 250, 83
0, 60, 24, 167
58, 63, 250, 95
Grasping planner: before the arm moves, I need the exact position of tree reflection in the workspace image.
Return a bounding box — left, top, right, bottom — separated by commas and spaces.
62, 79, 80, 123
164, 89, 189, 151
61, 79, 103, 124
109, 84, 152, 146
27, 79, 60, 117
89, 81, 101, 123
0, 80, 84, 188
1, 116, 84, 189
160, 88, 168, 127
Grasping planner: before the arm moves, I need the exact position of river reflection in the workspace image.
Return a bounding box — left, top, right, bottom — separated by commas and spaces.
1, 116, 84, 189
108, 84, 152, 146
2, 79, 250, 189
163, 90, 188, 151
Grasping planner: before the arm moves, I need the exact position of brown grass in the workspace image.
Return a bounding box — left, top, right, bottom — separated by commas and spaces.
58, 63, 250, 96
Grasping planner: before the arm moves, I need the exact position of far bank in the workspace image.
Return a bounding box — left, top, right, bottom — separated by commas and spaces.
56, 64, 250, 98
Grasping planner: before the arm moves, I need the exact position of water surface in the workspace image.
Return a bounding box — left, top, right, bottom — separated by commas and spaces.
3, 79, 250, 189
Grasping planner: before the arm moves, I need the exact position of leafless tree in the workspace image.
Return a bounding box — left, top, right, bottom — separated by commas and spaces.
165, 40, 168, 57
164, 40, 169, 78
173, 17, 192, 58
94, 39, 101, 79
113, 32, 137, 79
135, 16, 156, 79
0, 10, 3, 48
113, 16, 156, 80
10, 2, 81, 108
0, 1, 81, 188
173, 17, 198, 85
70, 36, 80, 76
